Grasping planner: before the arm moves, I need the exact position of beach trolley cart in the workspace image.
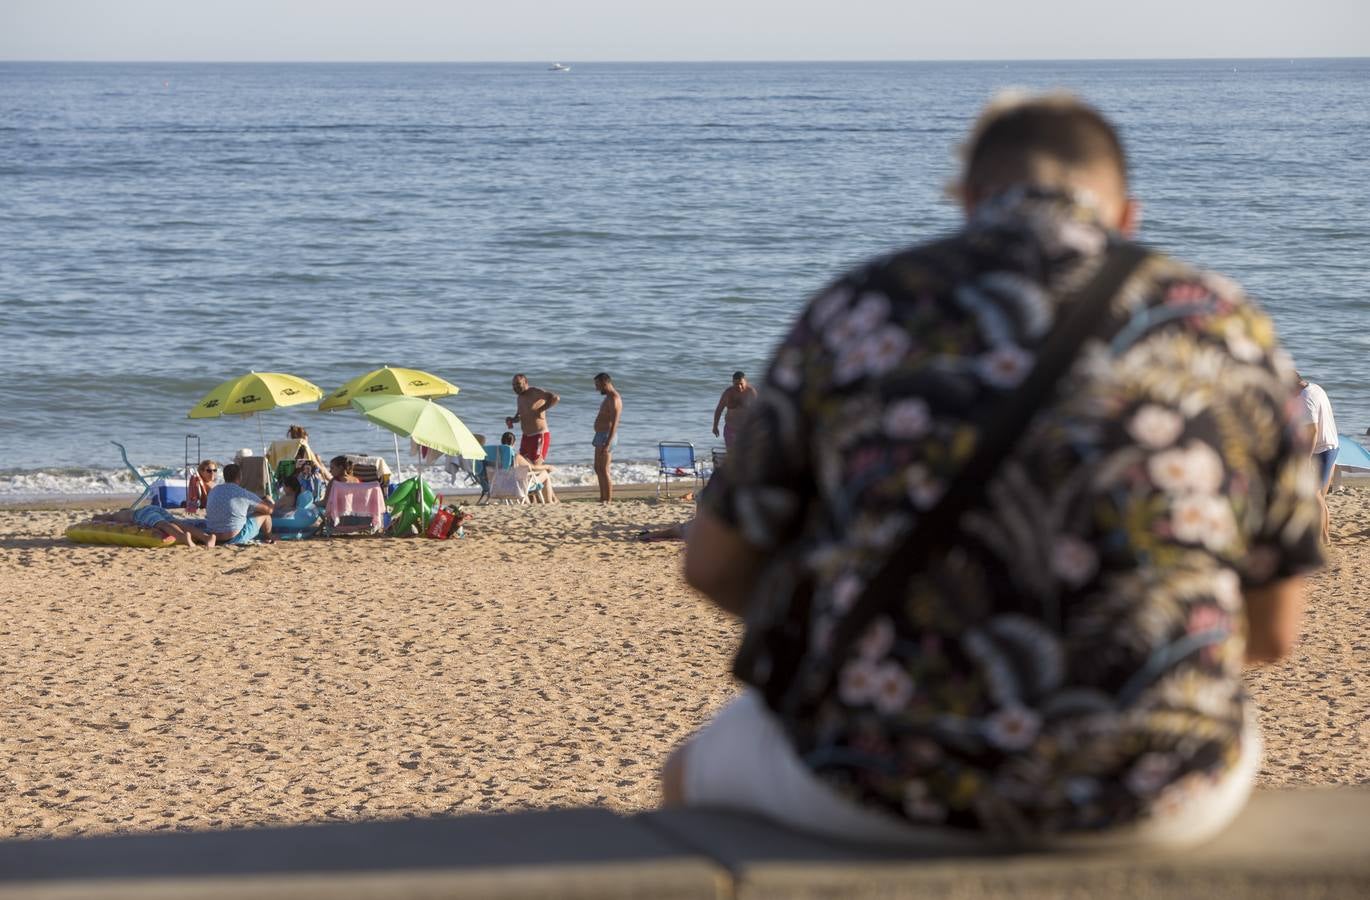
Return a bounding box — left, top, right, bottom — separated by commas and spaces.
656, 441, 704, 500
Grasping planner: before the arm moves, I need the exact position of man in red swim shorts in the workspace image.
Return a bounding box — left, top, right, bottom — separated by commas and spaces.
505, 373, 559, 464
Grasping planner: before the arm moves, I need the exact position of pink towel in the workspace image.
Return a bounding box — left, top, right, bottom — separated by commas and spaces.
326, 482, 385, 527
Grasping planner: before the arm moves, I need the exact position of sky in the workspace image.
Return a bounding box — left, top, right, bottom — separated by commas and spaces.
3, 0, 1367, 62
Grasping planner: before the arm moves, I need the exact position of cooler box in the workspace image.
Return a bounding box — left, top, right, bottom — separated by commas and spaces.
149, 477, 188, 509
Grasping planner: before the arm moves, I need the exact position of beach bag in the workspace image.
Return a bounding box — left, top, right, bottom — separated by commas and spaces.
734, 244, 1151, 714
426, 506, 456, 539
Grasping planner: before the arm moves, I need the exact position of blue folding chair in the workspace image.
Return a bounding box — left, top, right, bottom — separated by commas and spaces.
657, 441, 704, 499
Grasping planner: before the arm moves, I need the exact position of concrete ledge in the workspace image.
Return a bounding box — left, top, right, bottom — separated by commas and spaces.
2, 789, 1367, 899
638, 787, 1370, 899
0, 808, 725, 900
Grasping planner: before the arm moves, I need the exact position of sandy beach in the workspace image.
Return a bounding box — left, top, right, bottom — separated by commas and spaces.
1, 491, 1365, 841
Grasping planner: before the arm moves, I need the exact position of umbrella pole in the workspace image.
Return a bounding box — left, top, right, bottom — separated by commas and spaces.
257, 416, 266, 456
393, 432, 402, 479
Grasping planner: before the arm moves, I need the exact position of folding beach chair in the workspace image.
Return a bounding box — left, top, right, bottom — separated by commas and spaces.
111, 441, 178, 509
445, 448, 491, 500
344, 454, 392, 489
486, 445, 532, 504
236, 456, 274, 500
657, 441, 704, 499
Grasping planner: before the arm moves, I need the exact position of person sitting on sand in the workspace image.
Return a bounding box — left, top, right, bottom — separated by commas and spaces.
91, 506, 217, 547
294, 458, 327, 501
271, 474, 321, 536
186, 459, 217, 514
322, 454, 358, 499
503, 431, 559, 504
205, 462, 275, 545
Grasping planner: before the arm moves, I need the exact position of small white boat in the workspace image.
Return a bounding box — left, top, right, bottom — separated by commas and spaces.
548, 63, 571, 72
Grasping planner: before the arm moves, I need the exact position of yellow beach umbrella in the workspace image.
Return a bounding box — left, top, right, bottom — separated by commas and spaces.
187, 371, 324, 453
318, 366, 459, 412
188, 371, 323, 419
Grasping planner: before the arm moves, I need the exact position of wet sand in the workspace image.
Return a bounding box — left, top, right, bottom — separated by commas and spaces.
0, 492, 1365, 839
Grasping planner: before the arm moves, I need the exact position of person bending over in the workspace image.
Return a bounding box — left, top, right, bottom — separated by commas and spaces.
666, 93, 1320, 852
1296, 374, 1338, 544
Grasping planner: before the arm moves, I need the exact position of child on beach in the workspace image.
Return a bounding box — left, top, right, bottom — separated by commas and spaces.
271, 474, 321, 538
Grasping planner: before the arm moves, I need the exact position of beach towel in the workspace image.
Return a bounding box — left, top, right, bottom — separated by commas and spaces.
488, 460, 531, 503
325, 482, 386, 529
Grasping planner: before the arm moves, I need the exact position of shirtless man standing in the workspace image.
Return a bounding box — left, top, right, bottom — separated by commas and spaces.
712, 370, 758, 450
592, 372, 622, 503
506, 373, 559, 464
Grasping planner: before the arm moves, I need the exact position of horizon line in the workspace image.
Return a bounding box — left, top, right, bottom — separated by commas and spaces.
1, 54, 1366, 65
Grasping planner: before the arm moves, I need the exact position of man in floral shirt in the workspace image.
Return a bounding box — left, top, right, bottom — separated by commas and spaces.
663, 94, 1321, 848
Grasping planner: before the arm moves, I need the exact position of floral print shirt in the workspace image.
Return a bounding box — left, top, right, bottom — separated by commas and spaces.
702, 187, 1322, 835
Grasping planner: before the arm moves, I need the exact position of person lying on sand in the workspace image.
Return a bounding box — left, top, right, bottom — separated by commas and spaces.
91, 506, 217, 547
640, 519, 693, 542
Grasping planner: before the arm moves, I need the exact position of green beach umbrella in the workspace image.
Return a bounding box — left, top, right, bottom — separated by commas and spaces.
349, 395, 484, 459
322, 365, 461, 472
350, 396, 483, 531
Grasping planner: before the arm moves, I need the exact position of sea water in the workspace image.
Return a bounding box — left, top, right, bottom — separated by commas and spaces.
2, 59, 1367, 498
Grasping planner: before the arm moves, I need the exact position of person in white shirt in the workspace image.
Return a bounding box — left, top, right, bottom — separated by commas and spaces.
1298, 375, 1338, 544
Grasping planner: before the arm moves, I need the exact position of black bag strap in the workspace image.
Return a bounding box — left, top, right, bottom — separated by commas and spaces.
821, 242, 1151, 667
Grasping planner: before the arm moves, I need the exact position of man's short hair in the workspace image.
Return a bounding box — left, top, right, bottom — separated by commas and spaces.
732, 370, 746, 382
501, 431, 516, 445
222, 463, 241, 484
594, 372, 611, 384
513, 372, 527, 382
958, 92, 1128, 199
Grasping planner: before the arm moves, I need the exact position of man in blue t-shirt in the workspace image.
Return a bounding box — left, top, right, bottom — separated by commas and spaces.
205, 463, 275, 545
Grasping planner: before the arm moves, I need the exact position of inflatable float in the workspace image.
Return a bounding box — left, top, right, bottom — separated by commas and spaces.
65, 522, 176, 548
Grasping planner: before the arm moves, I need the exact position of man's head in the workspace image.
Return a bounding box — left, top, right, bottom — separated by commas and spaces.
955, 92, 1137, 234
198, 459, 218, 483
732, 371, 748, 390
222, 463, 241, 484
329, 455, 353, 478
512, 373, 528, 395
501, 431, 516, 446
594, 372, 612, 394
473, 433, 486, 445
